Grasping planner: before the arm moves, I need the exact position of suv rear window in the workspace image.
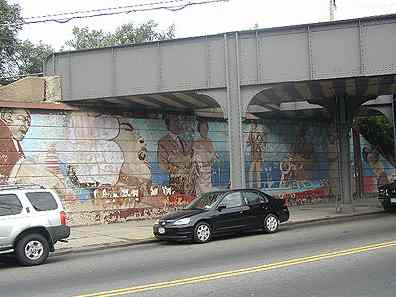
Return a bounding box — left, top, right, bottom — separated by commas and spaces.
0, 194, 23, 216
25, 192, 58, 211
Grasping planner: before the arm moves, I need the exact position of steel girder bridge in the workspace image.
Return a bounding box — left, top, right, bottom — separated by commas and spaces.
45, 13, 396, 211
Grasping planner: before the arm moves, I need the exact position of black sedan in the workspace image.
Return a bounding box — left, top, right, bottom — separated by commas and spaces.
153, 189, 289, 243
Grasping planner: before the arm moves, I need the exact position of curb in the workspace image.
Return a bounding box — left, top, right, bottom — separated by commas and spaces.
54, 238, 159, 257
53, 210, 386, 257
283, 210, 385, 228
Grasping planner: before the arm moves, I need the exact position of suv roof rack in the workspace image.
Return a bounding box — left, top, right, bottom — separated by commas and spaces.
0, 184, 46, 191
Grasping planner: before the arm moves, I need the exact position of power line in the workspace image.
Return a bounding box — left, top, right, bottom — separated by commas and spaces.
23, 0, 188, 20
1, 0, 229, 26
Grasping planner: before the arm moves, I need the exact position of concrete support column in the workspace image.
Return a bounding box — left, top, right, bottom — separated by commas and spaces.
335, 96, 354, 212
392, 94, 396, 177
224, 33, 245, 189
352, 127, 363, 200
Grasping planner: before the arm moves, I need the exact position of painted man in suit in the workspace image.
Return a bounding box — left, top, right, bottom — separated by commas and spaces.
157, 114, 194, 194
0, 108, 31, 182
0, 108, 69, 197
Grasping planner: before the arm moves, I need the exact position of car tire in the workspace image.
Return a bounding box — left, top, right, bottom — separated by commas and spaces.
194, 222, 212, 243
381, 200, 391, 211
15, 233, 50, 266
263, 213, 279, 233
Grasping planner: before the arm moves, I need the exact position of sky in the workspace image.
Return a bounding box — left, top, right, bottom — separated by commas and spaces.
8, 0, 396, 50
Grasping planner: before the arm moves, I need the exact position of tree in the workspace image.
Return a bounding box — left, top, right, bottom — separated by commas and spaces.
64, 20, 175, 50
0, 0, 22, 78
12, 40, 54, 76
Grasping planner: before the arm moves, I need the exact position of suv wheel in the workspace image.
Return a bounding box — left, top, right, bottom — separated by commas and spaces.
263, 214, 279, 233
15, 233, 50, 266
194, 222, 212, 243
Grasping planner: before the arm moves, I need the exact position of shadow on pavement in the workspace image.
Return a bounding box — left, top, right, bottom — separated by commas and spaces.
0, 254, 18, 268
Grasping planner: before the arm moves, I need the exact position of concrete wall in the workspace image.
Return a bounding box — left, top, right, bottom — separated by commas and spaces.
0, 107, 389, 225
0, 108, 230, 225
0, 77, 62, 102
243, 119, 335, 205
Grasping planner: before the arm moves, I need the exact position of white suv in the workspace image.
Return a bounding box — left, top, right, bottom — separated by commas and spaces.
0, 184, 70, 266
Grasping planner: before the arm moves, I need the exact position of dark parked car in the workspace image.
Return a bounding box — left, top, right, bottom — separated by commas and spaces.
378, 181, 396, 211
153, 189, 289, 243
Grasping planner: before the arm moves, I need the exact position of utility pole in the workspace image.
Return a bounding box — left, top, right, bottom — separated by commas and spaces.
329, 0, 336, 21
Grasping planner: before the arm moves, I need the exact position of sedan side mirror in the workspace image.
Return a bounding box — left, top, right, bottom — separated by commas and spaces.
217, 205, 226, 211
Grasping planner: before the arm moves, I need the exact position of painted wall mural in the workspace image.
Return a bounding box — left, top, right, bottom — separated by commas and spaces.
0, 108, 230, 225
361, 136, 394, 193
243, 120, 333, 206
0, 107, 391, 225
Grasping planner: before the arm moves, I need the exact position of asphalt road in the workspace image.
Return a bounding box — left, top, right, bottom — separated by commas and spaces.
1, 213, 396, 297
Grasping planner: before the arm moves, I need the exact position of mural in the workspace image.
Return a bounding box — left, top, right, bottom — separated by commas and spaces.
0, 107, 391, 225
361, 137, 394, 193
0, 108, 229, 225
0, 108, 68, 193
244, 120, 333, 206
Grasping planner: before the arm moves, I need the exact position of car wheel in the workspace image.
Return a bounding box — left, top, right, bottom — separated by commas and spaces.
263, 214, 279, 233
15, 233, 50, 266
194, 222, 212, 243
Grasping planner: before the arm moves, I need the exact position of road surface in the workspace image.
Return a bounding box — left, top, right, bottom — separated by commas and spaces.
1, 213, 396, 297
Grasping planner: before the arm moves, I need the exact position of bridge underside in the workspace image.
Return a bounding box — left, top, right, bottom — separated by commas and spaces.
250, 74, 396, 115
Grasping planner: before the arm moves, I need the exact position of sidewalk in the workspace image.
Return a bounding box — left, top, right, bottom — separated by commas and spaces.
56, 199, 384, 254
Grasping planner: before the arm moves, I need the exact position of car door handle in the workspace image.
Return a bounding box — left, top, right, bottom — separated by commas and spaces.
240, 206, 250, 213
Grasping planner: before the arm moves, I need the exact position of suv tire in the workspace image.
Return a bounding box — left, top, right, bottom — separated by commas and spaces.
15, 233, 50, 266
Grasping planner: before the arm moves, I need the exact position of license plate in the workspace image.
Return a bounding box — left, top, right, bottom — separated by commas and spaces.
158, 227, 165, 234
391, 198, 396, 203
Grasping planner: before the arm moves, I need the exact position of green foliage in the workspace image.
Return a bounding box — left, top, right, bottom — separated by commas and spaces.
0, 1, 54, 79
12, 40, 54, 75
0, 0, 22, 78
356, 114, 395, 165
64, 20, 175, 50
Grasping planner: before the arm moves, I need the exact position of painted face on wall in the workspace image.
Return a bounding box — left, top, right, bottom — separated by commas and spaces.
2, 109, 31, 141
116, 122, 151, 180
198, 121, 209, 138
166, 114, 194, 135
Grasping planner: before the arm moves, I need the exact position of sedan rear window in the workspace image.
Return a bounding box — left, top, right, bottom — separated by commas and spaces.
25, 192, 58, 211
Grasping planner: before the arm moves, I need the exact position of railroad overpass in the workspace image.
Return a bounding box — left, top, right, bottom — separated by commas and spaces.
45, 13, 396, 210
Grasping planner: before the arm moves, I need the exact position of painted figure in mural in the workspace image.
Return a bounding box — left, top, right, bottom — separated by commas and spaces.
191, 119, 217, 195
279, 157, 296, 187
113, 120, 152, 205
63, 112, 123, 187
362, 146, 390, 188
0, 108, 68, 195
157, 114, 194, 195
63, 112, 156, 208
291, 125, 314, 184
264, 166, 273, 188
247, 121, 267, 189
0, 108, 31, 182
279, 125, 314, 187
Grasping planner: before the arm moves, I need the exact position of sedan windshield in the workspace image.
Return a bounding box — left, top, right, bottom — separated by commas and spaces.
186, 192, 224, 209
